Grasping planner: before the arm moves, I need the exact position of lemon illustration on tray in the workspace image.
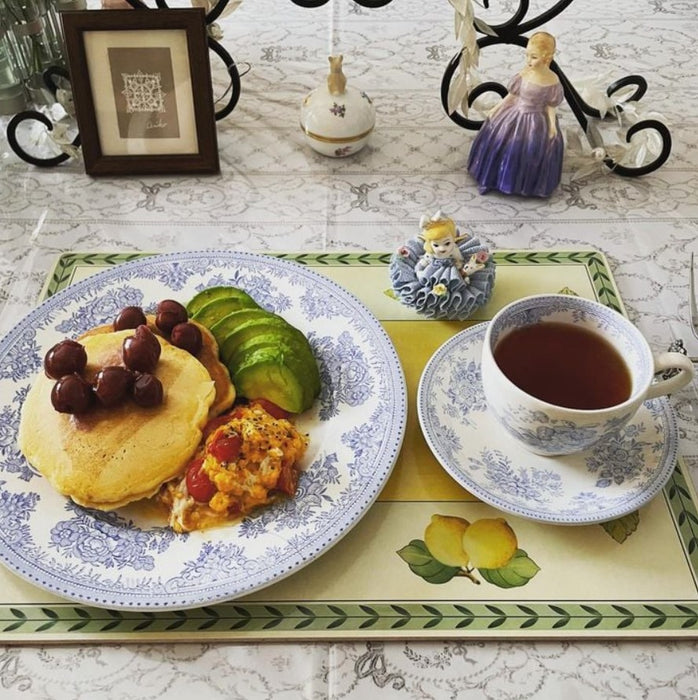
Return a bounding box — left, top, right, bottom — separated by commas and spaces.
424, 514, 471, 567
398, 514, 540, 588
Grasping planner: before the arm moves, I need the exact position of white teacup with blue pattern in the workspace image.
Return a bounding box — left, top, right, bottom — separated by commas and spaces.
482, 294, 694, 456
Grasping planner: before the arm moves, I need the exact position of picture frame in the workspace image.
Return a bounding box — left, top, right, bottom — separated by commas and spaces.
61, 8, 219, 176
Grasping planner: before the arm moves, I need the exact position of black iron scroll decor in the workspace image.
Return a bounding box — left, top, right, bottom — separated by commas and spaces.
288, 0, 392, 7
6, 65, 81, 168
6, 0, 242, 168
440, 0, 671, 177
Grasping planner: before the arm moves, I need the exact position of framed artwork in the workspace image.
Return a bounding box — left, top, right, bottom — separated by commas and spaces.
61, 8, 219, 176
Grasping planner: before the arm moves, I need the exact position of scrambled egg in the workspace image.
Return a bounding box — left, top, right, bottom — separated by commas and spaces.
162, 403, 308, 532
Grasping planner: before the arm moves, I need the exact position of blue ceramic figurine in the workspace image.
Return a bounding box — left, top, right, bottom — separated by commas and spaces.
389, 211, 496, 320
467, 31, 564, 197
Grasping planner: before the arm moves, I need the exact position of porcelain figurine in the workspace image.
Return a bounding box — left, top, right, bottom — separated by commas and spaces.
300, 55, 376, 157
389, 211, 496, 320
415, 214, 467, 281
467, 31, 564, 197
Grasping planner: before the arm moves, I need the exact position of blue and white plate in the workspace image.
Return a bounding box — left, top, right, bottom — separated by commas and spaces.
0, 251, 407, 610
417, 323, 678, 525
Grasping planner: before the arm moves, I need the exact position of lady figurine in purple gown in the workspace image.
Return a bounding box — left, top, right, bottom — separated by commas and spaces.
467, 31, 564, 197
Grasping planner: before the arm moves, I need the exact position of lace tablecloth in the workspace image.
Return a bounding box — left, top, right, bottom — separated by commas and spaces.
1, 0, 698, 696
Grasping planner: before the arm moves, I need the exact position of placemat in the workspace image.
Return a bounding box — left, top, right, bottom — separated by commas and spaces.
1, 249, 697, 642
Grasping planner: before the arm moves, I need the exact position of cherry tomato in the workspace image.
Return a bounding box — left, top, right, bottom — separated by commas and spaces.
202, 414, 231, 440
202, 407, 246, 439
209, 434, 242, 463
276, 458, 299, 496
185, 457, 216, 503
252, 398, 290, 419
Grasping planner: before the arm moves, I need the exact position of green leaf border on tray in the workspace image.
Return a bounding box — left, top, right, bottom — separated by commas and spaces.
2, 600, 698, 636
45, 250, 622, 313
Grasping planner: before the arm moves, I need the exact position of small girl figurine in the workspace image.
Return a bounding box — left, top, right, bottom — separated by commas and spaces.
467, 31, 564, 197
415, 212, 468, 281
388, 211, 496, 320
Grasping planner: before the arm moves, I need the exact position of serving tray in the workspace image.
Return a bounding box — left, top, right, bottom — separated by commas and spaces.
1, 249, 697, 641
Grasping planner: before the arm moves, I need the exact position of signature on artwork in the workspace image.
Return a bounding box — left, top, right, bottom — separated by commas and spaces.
146, 118, 168, 130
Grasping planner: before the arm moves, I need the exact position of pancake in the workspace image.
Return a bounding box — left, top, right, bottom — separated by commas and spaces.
191, 321, 235, 416
80, 316, 235, 417
18, 330, 216, 510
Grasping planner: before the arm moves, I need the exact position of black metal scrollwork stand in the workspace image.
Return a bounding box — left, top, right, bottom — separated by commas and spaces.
6, 0, 242, 167
7, 0, 671, 175
440, 0, 671, 177
7, 65, 80, 168
288, 0, 392, 7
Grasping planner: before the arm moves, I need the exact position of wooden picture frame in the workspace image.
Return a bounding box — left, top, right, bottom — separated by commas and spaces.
61, 8, 219, 176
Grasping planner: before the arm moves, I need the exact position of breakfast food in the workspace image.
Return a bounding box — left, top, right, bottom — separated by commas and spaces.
188, 286, 321, 413
160, 401, 308, 532
80, 309, 235, 418
18, 328, 216, 510
18, 289, 317, 531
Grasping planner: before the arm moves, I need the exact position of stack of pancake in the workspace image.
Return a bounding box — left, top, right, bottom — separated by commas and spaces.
18, 320, 235, 511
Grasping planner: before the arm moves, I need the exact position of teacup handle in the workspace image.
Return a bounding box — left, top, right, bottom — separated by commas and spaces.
646, 352, 696, 400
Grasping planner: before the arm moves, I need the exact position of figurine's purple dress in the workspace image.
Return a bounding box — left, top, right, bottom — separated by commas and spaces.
467, 75, 564, 197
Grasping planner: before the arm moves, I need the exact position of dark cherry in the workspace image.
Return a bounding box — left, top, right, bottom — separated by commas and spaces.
44, 339, 87, 380
114, 306, 147, 331
155, 299, 188, 335
170, 322, 203, 356
122, 325, 161, 373
93, 366, 134, 408
51, 373, 94, 414
132, 372, 163, 408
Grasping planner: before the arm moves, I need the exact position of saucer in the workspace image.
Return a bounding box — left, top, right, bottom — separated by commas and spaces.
417, 323, 679, 525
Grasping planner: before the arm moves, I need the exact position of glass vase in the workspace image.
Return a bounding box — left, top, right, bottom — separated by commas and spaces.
0, 11, 26, 114
1, 0, 64, 104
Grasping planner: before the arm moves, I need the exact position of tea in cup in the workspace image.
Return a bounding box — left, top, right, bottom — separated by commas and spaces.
481, 294, 695, 456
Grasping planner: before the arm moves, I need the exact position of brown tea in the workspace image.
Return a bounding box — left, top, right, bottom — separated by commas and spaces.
493, 321, 632, 410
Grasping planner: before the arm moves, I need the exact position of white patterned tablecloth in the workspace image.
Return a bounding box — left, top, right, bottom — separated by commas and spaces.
2, 0, 698, 697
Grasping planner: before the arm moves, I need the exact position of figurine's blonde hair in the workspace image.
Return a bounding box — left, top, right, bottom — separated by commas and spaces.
420, 215, 462, 254
527, 31, 556, 59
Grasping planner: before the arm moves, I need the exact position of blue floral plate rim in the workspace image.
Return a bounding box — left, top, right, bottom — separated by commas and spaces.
0, 250, 408, 609
417, 323, 679, 525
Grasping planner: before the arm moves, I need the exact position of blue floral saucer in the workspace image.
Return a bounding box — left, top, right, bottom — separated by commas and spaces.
417, 323, 679, 525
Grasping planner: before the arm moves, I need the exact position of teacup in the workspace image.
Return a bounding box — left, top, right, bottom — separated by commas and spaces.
481, 294, 695, 456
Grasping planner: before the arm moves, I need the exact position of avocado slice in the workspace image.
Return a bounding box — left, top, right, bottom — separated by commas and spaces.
219, 316, 293, 365
192, 294, 261, 329
227, 327, 316, 369
228, 332, 321, 405
186, 286, 259, 317
233, 347, 309, 413
209, 308, 284, 346
191, 288, 321, 413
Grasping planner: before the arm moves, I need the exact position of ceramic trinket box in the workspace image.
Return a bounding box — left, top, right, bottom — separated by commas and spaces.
389, 212, 496, 320
300, 55, 375, 157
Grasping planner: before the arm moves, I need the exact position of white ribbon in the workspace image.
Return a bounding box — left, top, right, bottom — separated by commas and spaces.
576, 70, 668, 127
567, 72, 670, 179
447, 0, 494, 116
55, 88, 75, 118
566, 128, 611, 181
207, 22, 223, 40
47, 122, 82, 161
